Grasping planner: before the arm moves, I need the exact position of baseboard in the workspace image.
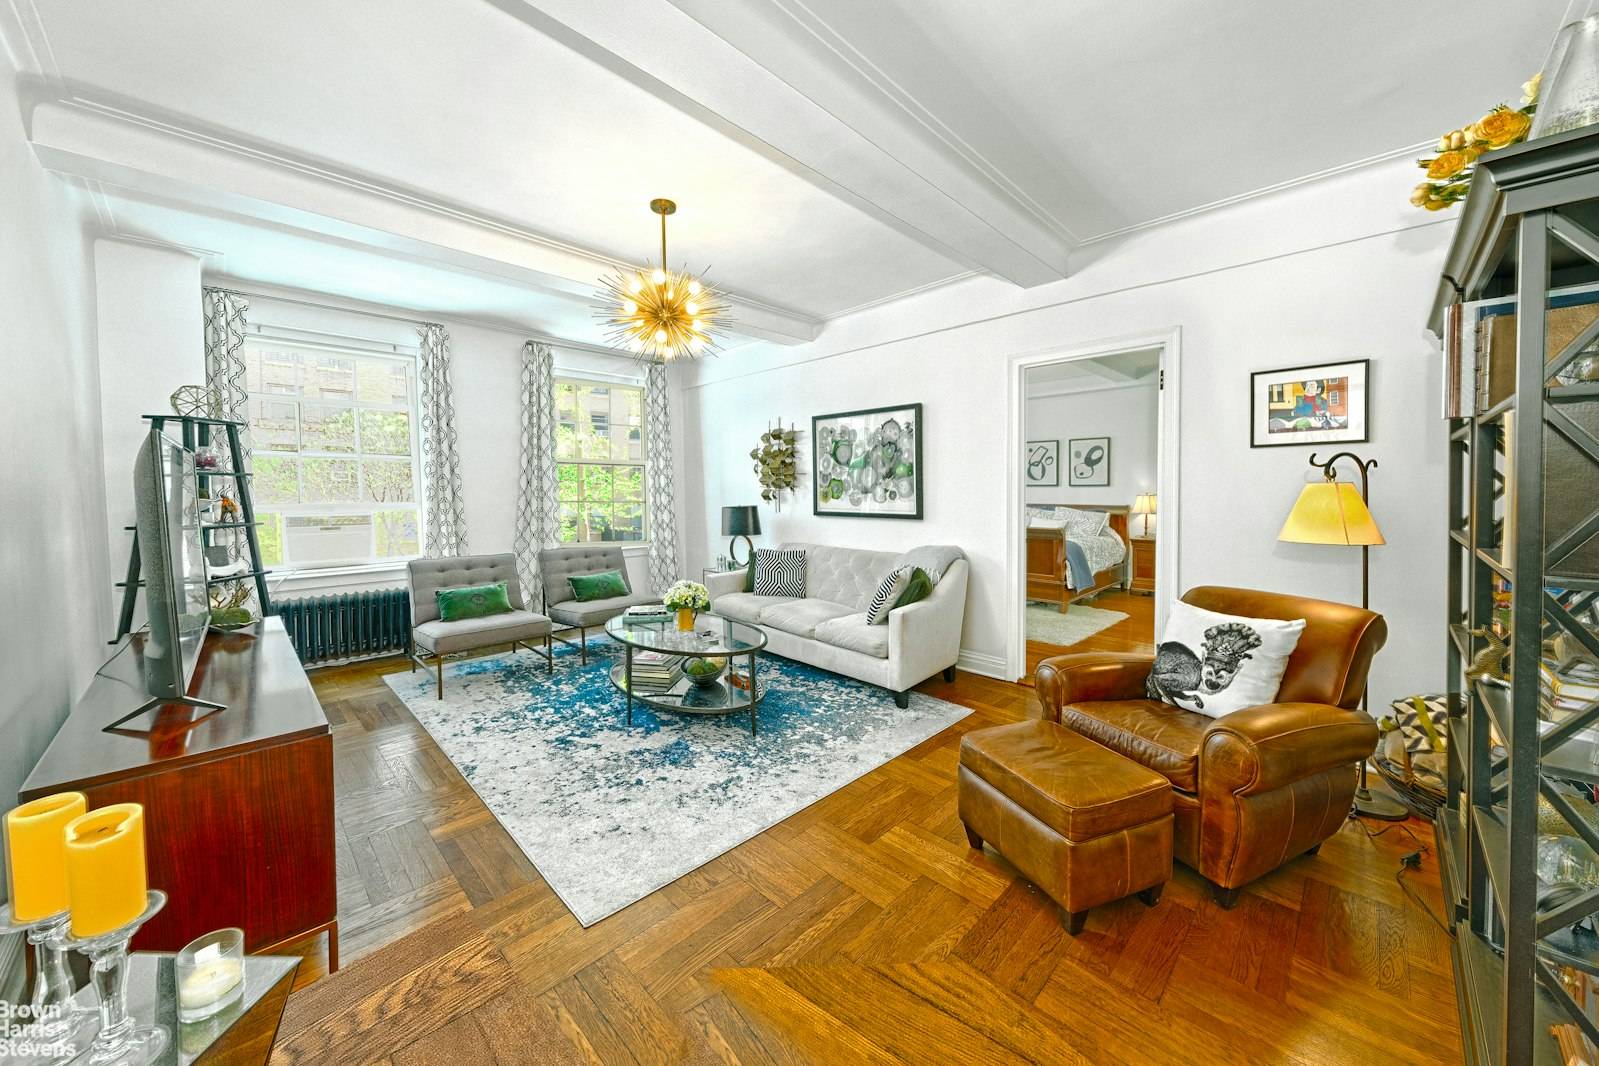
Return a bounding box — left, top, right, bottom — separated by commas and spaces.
956, 649, 1008, 680
0, 930, 23, 1005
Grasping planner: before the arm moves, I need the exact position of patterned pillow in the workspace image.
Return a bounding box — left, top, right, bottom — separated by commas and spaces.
752, 548, 806, 597
866, 567, 913, 625
1146, 600, 1306, 719
1058, 507, 1107, 537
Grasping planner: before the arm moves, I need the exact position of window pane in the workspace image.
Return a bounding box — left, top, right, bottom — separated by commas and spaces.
258, 349, 302, 396
249, 398, 299, 452
256, 512, 284, 566
374, 510, 420, 558
301, 404, 356, 453
558, 503, 579, 543
301, 458, 359, 503
555, 383, 580, 420
623, 389, 643, 425
254, 456, 300, 505
581, 426, 610, 460
585, 503, 613, 542
615, 466, 644, 501
306, 356, 356, 400
582, 464, 616, 503
556, 420, 581, 461
557, 463, 580, 502
363, 458, 415, 503
611, 390, 637, 427
613, 425, 641, 462
612, 502, 644, 541
356, 360, 409, 405
360, 410, 411, 455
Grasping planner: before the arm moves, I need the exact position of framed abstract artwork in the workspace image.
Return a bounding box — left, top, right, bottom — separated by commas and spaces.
1025, 440, 1059, 487
812, 402, 922, 519
1250, 359, 1370, 447
1067, 437, 1111, 487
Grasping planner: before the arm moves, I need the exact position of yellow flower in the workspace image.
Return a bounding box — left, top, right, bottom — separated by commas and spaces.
1471, 106, 1532, 149
1524, 72, 1542, 106
1426, 151, 1472, 180
1410, 183, 1432, 207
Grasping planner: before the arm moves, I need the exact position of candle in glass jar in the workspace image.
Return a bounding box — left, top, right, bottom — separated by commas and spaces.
4, 792, 87, 922
63, 803, 148, 937
179, 958, 242, 1009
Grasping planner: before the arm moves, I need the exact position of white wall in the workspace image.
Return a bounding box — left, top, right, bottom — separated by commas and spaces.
680, 155, 1451, 707
1024, 383, 1158, 507
0, 55, 108, 918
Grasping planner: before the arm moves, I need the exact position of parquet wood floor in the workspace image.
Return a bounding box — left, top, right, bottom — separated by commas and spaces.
270, 650, 1460, 1065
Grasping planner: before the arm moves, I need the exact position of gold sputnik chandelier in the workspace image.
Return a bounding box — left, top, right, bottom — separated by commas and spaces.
596, 198, 729, 362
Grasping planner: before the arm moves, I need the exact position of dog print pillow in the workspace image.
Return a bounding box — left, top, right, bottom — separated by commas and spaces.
1146, 600, 1306, 719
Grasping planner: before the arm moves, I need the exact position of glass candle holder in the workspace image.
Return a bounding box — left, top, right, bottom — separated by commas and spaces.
0, 903, 94, 1046
175, 928, 245, 1023
66, 889, 168, 1066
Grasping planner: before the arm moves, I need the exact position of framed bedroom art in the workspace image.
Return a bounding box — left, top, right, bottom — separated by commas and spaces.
1067, 436, 1111, 486
1025, 440, 1059, 487
1249, 359, 1369, 448
813, 402, 922, 518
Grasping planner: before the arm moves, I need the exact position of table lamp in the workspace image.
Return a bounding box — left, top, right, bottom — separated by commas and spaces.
722, 505, 761, 567
1132, 493, 1157, 538
1278, 450, 1406, 821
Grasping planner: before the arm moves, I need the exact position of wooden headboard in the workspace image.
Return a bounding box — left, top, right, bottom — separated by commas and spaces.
1029, 503, 1130, 543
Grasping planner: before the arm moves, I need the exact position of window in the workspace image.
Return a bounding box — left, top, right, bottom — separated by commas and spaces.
243, 341, 423, 570
555, 379, 646, 543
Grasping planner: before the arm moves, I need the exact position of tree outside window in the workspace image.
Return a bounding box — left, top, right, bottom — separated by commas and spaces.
555, 380, 646, 543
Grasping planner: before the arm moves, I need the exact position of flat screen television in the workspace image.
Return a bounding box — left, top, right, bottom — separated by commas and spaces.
131, 426, 212, 706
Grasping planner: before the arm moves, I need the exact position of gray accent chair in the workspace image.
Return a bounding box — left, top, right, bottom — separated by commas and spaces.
407, 553, 553, 698
538, 545, 660, 663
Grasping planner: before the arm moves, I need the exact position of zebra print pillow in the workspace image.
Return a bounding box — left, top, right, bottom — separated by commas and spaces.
865, 567, 913, 625
752, 549, 806, 597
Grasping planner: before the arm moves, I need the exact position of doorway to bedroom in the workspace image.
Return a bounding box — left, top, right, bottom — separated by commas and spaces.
1018, 346, 1166, 680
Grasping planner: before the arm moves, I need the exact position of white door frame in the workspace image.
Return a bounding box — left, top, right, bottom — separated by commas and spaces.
1004, 327, 1182, 682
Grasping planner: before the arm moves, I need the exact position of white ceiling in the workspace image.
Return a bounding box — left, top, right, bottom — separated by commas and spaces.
3, 0, 1574, 350
1026, 349, 1161, 396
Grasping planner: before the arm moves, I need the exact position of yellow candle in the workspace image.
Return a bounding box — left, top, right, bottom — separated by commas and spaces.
64, 804, 148, 938
4, 792, 87, 922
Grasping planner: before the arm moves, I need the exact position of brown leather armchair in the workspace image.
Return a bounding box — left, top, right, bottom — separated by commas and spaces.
1035, 586, 1385, 907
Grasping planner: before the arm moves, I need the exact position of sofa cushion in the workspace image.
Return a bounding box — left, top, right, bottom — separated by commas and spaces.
781, 543, 901, 609
760, 599, 855, 639
547, 591, 659, 627
959, 720, 1172, 841
1057, 699, 1210, 793
714, 592, 793, 626
414, 609, 551, 656
813, 613, 889, 658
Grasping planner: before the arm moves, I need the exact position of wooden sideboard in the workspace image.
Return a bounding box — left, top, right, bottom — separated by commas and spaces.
21, 618, 337, 969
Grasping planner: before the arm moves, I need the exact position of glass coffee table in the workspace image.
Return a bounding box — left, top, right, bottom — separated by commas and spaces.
604, 613, 768, 736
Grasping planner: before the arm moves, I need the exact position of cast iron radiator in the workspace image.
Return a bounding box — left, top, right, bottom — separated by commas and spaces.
272, 588, 411, 665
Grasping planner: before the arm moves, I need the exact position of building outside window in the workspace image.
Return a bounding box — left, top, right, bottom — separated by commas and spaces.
555, 378, 646, 543
244, 340, 423, 570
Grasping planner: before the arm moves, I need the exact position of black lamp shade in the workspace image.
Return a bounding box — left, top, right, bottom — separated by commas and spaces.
722, 505, 761, 537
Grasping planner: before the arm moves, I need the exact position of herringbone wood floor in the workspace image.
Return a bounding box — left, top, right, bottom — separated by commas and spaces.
270, 651, 1461, 1066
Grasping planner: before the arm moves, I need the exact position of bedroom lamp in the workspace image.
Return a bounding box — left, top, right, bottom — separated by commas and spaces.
1278, 451, 1405, 821
722, 505, 761, 567
1132, 493, 1157, 538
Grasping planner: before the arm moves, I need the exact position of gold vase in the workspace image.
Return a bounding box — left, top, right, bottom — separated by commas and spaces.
675, 608, 695, 631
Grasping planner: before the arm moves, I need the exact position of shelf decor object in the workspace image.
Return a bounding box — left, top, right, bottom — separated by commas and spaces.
176, 927, 245, 1023
1277, 452, 1404, 821
595, 198, 730, 362
2, 792, 92, 1041
1533, 17, 1599, 139
67, 890, 170, 1066
1426, 124, 1599, 1066
1410, 72, 1538, 211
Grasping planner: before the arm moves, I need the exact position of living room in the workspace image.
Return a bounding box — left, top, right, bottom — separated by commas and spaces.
1, 2, 1593, 1064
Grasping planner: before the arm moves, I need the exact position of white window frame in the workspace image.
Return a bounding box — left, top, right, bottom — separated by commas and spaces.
244, 337, 426, 574
554, 375, 649, 546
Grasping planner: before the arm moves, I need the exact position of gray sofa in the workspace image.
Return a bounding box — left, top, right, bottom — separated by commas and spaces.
706, 543, 969, 707
538, 545, 659, 662
408, 553, 553, 697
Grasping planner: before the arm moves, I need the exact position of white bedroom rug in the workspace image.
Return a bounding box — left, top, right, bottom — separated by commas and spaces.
1025, 602, 1128, 648
383, 637, 970, 926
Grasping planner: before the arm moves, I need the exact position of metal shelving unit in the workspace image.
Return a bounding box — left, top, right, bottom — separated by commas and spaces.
1431, 126, 1599, 1066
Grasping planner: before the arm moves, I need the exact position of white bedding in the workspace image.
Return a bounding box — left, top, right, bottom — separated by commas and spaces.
1069, 531, 1127, 588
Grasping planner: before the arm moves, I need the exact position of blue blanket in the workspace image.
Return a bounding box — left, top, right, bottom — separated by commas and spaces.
1064, 540, 1095, 592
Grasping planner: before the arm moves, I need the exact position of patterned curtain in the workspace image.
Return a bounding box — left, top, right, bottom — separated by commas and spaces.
202, 287, 251, 465
418, 323, 467, 557
513, 341, 560, 605
644, 361, 680, 594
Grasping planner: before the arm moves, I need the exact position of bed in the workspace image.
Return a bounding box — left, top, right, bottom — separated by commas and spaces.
1025, 504, 1129, 613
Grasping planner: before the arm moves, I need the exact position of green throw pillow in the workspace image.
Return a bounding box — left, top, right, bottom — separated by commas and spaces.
436, 581, 513, 622
892, 568, 933, 611
569, 569, 629, 602
743, 556, 756, 593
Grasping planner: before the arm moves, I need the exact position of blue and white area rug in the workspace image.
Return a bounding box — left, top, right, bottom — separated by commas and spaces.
383, 636, 970, 926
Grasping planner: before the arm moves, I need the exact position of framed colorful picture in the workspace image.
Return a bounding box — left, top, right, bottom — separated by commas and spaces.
1025, 440, 1059, 487
1250, 359, 1370, 448
1067, 437, 1111, 487
812, 403, 922, 518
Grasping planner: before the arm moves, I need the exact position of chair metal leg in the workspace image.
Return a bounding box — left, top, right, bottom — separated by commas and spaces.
436, 657, 444, 700
580, 626, 587, 664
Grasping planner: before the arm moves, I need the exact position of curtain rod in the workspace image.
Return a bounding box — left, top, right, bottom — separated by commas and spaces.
204, 281, 637, 361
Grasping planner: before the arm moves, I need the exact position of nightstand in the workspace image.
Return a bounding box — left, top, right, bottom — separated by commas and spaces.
1130, 536, 1156, 595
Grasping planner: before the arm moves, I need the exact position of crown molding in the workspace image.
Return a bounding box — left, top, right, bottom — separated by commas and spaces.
825, 270, 978, 320
0, 0, 59, 84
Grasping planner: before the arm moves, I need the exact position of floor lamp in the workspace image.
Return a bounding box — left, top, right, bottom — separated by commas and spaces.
1278, 450, 1408, 821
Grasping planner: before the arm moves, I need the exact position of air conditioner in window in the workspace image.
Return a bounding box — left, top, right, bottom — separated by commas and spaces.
285, 514, 372, 567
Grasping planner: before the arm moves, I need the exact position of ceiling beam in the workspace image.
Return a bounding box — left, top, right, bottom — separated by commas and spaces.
486, 0, 1073, 287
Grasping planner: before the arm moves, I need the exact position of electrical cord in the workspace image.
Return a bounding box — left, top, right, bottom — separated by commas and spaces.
1349, 808, 1455, 937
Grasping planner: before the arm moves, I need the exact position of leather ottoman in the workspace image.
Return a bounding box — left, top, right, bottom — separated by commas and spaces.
958, 719, 1173, 934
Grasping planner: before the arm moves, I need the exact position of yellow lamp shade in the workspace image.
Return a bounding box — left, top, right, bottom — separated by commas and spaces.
1132, 493, 1157, 515
1279, 481, 1385, 546
4, 792, 87, 922
64, 803, 148, 937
